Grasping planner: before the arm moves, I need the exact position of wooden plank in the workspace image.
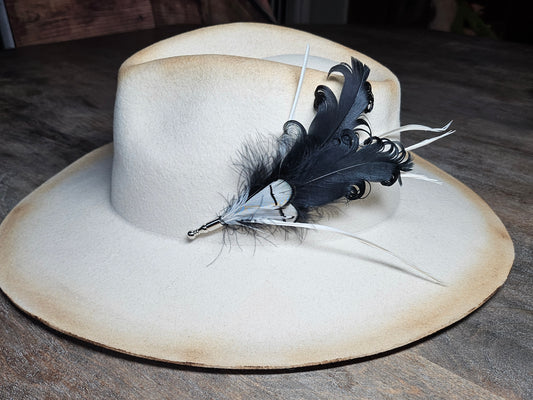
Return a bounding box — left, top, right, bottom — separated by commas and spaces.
151, 0, 202, 26
198, 0, 274, 24
4, 0, 155, 47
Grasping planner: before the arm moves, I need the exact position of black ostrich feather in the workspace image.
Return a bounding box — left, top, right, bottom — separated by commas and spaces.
240, 57, 411, 224
187, 56, 451, 240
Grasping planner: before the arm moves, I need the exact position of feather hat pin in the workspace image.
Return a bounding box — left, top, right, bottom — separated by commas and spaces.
187, 52, 453, 282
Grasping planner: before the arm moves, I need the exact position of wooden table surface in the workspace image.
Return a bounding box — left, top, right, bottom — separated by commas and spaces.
1, 24, 531, 399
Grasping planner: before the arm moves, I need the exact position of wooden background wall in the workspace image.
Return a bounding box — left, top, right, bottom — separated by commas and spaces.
4, 0, 274, 47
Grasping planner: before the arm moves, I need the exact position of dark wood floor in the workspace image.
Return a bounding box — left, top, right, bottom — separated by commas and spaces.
0, 24, 531, 399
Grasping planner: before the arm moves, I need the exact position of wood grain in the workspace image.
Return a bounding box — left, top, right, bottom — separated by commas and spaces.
151, 0, 274, 26
0, 24, 531, 399
5, 0, 155, 46
151, 0, 202, 26
197, 0, 274, 24
5, 1, 275, 46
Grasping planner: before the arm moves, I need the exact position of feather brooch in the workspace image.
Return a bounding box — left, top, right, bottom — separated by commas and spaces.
187, 55, 453, 283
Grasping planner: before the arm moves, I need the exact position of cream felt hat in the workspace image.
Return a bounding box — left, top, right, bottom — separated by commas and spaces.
0, 23, 514, 369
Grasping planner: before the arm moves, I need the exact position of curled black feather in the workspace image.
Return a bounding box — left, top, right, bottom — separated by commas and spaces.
244, 57, 412, 222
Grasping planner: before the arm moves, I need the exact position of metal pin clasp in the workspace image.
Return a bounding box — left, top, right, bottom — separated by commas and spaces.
187, 218, 224, 239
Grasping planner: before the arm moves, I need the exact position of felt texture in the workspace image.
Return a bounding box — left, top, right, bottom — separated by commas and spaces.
0, 145, 513, 368
0, 23, 514, 368
113, 53, 400, 240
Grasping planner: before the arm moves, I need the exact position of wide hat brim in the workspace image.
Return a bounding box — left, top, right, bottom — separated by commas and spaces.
0, 141, 513, 368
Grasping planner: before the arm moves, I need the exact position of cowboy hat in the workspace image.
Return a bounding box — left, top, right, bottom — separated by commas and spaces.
0, 23, 513, 369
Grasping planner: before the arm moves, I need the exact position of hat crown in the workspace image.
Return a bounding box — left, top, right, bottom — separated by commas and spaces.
110, 24, 402, 242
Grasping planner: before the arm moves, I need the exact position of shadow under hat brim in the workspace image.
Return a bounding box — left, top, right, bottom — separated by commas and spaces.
0, 144, 513, 369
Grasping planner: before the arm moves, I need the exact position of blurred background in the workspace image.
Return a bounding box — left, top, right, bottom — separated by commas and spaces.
1, 0, 531, 49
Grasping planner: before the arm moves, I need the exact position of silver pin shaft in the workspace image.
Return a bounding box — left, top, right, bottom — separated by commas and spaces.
187, 218, 224, 239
